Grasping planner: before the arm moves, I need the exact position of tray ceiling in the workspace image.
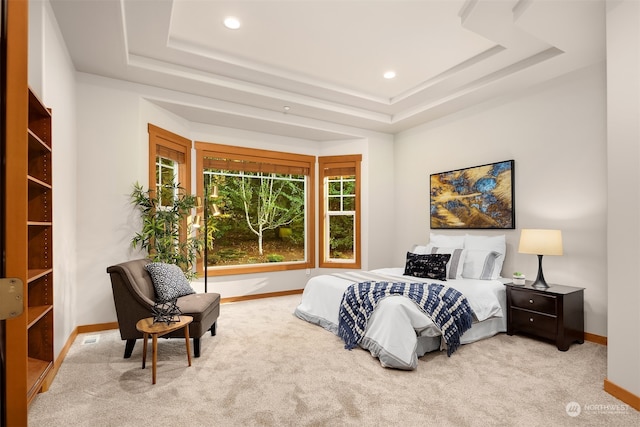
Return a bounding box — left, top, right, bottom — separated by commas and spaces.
50, 0, 605, 141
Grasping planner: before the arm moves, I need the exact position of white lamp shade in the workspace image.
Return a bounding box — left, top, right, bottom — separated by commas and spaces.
518, 229, 563, 256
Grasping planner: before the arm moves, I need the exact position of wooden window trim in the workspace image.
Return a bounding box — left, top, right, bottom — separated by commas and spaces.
147, 124, 193, 266
195, 141, 316, 276
148, 124, 191, 194
319, 154, 362, 269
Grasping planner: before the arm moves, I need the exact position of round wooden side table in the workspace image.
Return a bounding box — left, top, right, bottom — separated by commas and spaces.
135, 315, 193, 384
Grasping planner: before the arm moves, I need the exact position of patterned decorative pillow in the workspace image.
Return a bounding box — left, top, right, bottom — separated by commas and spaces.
145, 262, 195, 302
403, 252, 451, 281
409, 245, 466, 279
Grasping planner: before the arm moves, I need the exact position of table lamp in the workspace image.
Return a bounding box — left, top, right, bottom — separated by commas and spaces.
518, 229, 563, 288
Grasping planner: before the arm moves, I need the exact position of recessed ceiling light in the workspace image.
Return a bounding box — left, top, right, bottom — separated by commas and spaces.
224, 16, 241, 30
383, 71, 396, 79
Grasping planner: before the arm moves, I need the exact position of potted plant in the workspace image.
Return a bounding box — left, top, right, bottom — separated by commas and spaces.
130, 182, 203, 279
513, 271, 526, 285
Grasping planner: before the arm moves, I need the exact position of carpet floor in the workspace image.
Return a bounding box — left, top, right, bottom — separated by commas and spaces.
28, 294, 639, 426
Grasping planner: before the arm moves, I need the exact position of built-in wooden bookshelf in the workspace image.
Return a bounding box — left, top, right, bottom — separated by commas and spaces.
5, 86, 54, 424
4, 2, 32, 424
25, 88, 54, 402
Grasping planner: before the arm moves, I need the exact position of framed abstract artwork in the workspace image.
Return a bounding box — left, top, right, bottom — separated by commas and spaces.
430, 160, 515, 229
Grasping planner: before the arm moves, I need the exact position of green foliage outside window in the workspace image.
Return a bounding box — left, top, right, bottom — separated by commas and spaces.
204, 171, 306, 266
329, 215, 355, 258
327, 176, 356, 259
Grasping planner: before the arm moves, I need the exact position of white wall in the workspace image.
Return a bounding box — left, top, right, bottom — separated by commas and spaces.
74, 75, 145, 326
393, 63, 608, 336
28, 0, 78, 358
605, 0, 640, 399
351, 133, 395, 271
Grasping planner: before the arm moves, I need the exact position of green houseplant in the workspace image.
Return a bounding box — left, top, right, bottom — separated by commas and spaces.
130, 182, 203, 279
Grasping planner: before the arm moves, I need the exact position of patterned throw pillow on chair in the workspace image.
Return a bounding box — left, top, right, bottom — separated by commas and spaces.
145, 262, 195, 302
403, 252, 451, 281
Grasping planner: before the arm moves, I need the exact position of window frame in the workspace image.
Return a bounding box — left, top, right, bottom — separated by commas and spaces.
318, 155, 362, 269
195, 141, 316, 276
148, 124, 192, 195
147, 123, 193, 260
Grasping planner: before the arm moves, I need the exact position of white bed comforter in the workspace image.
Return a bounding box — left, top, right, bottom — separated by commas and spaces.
294, 268, 506, 370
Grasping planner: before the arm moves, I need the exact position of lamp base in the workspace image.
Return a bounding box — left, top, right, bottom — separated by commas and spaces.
531, 278, 549, 289
532, 254, 550, 289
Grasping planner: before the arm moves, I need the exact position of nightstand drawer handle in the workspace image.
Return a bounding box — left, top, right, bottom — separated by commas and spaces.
529, 299, 534, 304
529, 318, 534, 322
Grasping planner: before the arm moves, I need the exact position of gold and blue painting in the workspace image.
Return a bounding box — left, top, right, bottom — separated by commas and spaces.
430, 160, 514, 229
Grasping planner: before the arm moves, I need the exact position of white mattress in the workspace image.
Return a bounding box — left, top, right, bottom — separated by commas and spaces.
294, 268, 507, 370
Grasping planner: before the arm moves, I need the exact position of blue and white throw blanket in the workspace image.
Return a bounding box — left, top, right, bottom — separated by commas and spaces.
338, 281, 474, 356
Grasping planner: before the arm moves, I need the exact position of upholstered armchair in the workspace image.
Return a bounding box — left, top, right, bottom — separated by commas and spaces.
107, 258, 220, 358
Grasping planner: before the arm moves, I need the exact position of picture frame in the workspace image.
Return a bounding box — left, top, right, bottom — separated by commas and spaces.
430, 160, 515, 229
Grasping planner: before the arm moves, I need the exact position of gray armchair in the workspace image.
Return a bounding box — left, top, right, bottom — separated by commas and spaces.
107, 258, 220, 358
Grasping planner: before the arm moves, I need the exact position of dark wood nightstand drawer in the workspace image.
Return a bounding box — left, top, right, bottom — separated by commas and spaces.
510, 308, 557, 341
509, 289, 557, 315
506, 282, 585, 351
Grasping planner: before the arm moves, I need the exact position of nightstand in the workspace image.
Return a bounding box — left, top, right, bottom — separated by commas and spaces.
506, 282, 584, 351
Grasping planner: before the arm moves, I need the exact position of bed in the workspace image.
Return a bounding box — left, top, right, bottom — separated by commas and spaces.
294, 234, 509, 370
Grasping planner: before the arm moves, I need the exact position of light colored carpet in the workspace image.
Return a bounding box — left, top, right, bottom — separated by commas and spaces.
29, 295, 639, 426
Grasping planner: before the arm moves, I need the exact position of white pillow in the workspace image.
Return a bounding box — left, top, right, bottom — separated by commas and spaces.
429, 246, 466, 279
410, 244, 429, 254
410, 244, 466, 279
463, 234, 506, 252
429, 233, 465, 249
464, 234, 506, 277
462, 250, 503, 280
